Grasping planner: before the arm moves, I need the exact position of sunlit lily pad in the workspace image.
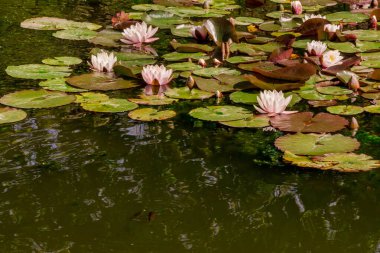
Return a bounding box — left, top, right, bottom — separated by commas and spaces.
364, 105, 380, 114
132, 4, 166, 11
171, 24, 193, 37
81, 98, 138, 113
53, 28, 98, 40
166, 62, 202, 71
91, 48, 155, 61
244, 74, 304, 91
327, 42, 360, 54
235, 17, 264, 25
361, 60, 380, 68
42, 56, 82, 66
164, 87, 214, 100
193, 67, 240, 78
67, 73, 139, 91
226, 56, 266, 64
143, 12, 189, 29
275, 133, 360, 155
39, 78, 87, 92
326, 105, 364, 115
259, 22, 281, 32
171, 41, 214, 53
219, 115, 270, 128
75, 92, 110, 104
20, 17, 102, 31
128, 108, 176, 121
0, 90, 75, 108
230, 43, 266, 56
189, 105, 251, 122
292, 39, 311, 49
298, 88, 335, 100
128, 94, 178, 105
343, 30, 380, 42
325, 12, 368, 23
88, 29, 123, 47
162, 52, 207, 61
0, 107, 27, 124
313, 153, 380, 172
270, 112, 348, 133
6, 64, 71, 80
316, 86, 353, 95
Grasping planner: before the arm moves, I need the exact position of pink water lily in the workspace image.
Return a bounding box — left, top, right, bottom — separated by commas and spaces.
190, 25, 208, 42
121, 21, 159, 47
291, 1, 302, 15
88, 50, 117, 73
141, 65, 173, 86
254, 90, 297, 116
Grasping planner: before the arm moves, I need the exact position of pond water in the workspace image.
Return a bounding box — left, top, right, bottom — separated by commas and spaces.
0, 0, 380, 252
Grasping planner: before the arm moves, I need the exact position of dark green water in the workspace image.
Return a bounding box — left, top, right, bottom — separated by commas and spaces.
0, 0, 380, 252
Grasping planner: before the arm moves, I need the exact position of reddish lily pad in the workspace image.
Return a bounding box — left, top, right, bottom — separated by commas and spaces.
308, 100, 338, 107
251, 63, 317, 82
244, 74, 304, 91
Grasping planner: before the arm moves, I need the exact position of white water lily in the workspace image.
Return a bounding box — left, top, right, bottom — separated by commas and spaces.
324, 24, 341, 33
141, 65, 173, 86
190, 25, 208, 41
306, 40, 327, 56
291, 1, 302, 15
254, 90, 297, 116
121, 21, 159, 47
88, 50, 117, 73
321, 50, 344, 68
302, 14, 326, 22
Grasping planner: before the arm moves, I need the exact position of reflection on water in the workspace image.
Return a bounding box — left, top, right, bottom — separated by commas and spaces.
0, 0, 380, 252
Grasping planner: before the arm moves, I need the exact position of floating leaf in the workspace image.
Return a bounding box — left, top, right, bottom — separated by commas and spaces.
244, 74, 304, 91
327, 42, 360, 54
325, 11, 369, 23
189, 105, 251, 122
193, 76, 250, 92
0, 90, 75, 108
313, 153, 380, 172
298, 88, 334, 100
275, 133, 360, 155
142, 12, 189, 29
39, 78, 87, 92
219, 115, 270, 128
226, 56, 266, 64
364, 105, 380, 114
316, 86, 353, 95
6, 64, 71, 80
270, 112, 348, 133
308, 100, 338, 107
42, 56, 82, 66
235, 17, 264, 25
67, 73, 139, 91
0, 107, 27, 124
259, 22, 281, 32
166, 62, 202, 71
343, 30, 380, 42
164, 87, 214, 99
20, 17, 101, 31
326, 105, 364, 115
162, 52, 207, 61
170, 40, 214, 53
75, 92, 110, 104
171, 24, 193, 37
88, 29, 123, 47
81, 99, 138, 113
128, 94, 178, 105
132, 4, 166, 11
230, 43, 266, 56
251, 63, 316, 82
53, 28, 97, 40
128, 108, 176, 121
193, 67, 240, 78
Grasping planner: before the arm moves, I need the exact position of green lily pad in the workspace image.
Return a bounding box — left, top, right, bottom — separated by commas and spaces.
266, 11, 289, 19
39, 78, 87, 92
166, 62, 202, 71
250, 42, 282, 53
142, 12, 189, 29
298, 88, 335, 101
171, 25, 193, 37
292, 39, 311, 49
171, 41, 214, 53
20, 17, 102, 31
81, 98, 138, 113
219, 115, 269, 128
364, 105, 380, 114
166, 6, 230, 18
128, 108, 176, 121
315, 153, 380, 172
343, 30, 380, 42
316, 86, 353, 95
270, 112, 348, 133
361, 60, 380, 68
244, 74, 304, 91
229, 91, 300, 106
355, 41, 380, 52
275, 133, 360, 156
66, 73, 139, 91
164, 87, 214, 100
327, 42, 360, 54
6, 64, 71, 80
226, 56, 266, 64
128, 94, 178, 105
326, 105, 364, 115
0, 89, 75, 108
53, 28, 98, 40
259, 22, 281, 32
0, 107, 27, 124
42, 56, 82, 66
235, 17, 264, 25
91, 48, 155, 61
230, 43, 266, 56
193, 67, 240, 78
325, 12, 369, 23
75, 92, 110, 104
193, 76, 241, 92
88, 29, 123, 47
132, 4, 166, 11
162, 52, 207, 61
189, 105, 252, 122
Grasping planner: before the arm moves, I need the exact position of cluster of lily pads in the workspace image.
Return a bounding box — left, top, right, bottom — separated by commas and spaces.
3, 0, 380, 172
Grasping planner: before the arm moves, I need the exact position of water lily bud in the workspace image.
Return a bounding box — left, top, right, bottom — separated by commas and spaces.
186, 76, 195, 90
370, 15, 377, 30
350, 117, 359, 136
348, 75, 360, 92
228, 17, 236, 26
198, 58, 207, 68
203, 0, 211, 9
216, 90, 223, 98
213, 58, 222, 67
291, 1, 302, 15
188, 58, 193, 63
279, 4, 285, 11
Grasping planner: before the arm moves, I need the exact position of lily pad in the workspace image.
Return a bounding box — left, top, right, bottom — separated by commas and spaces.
66, 73, 139, 91
219, 115, 270, 128
270, 112, 348, 133
162, 52, 207, 61
316, 86, 353, 95
39, 78, 87, 92
142, 12, 189, 29
326, 105, 364, 115
244, 74, 304, 91
193, 76, 249, 92
6, 64, 71, 80
0, 107, 27, 124
235, 17, 264, 25
91, 48, 155, 62
42, 56, 82, 66
327, 42, 360, 54
0, 90, 75, 108
81, 98, 138, 113
171, 41, 214, 53
343, 30, 380, 42
128, 108, 176, 121
171, 24, 193, 37
53, 28, 97, 40
298, 88, 335, 100
166, 62, 202, 71
193, 67, 240, 78
275, 133, 360, 155
189, 105, 252, 122
325, 12, 368, 23
364, 105, 380, 114
88, 29, 123, 47
75, 92, 110, 104
226, 56, 266, 64
361, 60, 380, 69
20, 17, 102, 31
164, 87, 214, 100
230, 43, 266, 56
259, 22, 281, 32
314, 153, 380, 172
132, 4, 166, 11
128, 94, 178, 105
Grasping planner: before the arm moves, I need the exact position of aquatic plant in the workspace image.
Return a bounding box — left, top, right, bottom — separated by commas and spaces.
291, 1, 302, 15
254, 90, 296, 116
302, 14, 326, 22
141, 65, 173, 86
306, 40, 327, 56
88, 50, 117, 73
190, 25, 208, 42
321, 50, 344, 68
121, 21, 159, 47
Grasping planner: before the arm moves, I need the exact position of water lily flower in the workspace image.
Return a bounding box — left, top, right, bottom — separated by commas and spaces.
302, 14, 326, 22
121, 21, 159, 47
370, 15, 377, 30
348, 74, 360, 92
141, 65, 173, 86
88, 50, 117, 73
306, 40, 327, 56
324, 24, 341, 33
190, 25, 208, 42
321, 50, 344, 68
198, 58, 207, 68
291, 1, 303, 15
254, 90, 297, 116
